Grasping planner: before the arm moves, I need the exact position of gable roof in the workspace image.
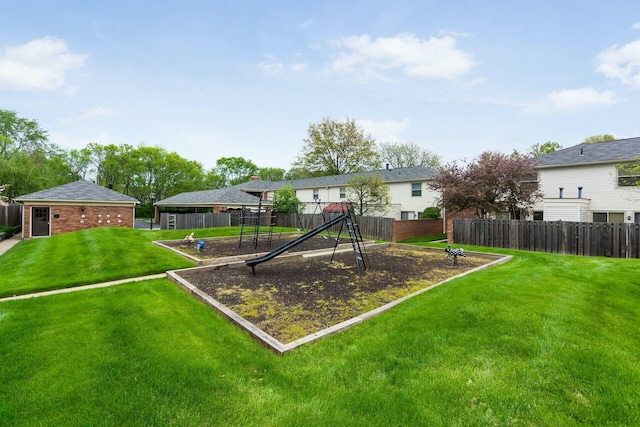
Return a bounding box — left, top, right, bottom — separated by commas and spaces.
155, 187, 269, 207
233, 166, 438, 192
14, 180, 139, 204
536, 137, 640, 168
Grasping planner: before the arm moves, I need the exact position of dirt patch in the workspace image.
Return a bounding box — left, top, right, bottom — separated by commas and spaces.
173, 244, 503, 345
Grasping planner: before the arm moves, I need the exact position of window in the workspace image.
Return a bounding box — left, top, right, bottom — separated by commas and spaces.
617, 164, 640, 186
635, 213, 640, 224
609, 213, 624, 223
313, 189, 319, 200
411, 183, 422, 197
593, 212, 607, 222
339, 187, 346, 199
593, 212, 624, 223
401, 211, 416, 220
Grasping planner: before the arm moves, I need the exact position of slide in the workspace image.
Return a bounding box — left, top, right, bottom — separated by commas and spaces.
246, 213, 347, 274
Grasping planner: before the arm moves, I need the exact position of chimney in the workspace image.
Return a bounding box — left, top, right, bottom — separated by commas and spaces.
559, 187, 564, 198
250, 175, 259, 180
386, 163, 390, 170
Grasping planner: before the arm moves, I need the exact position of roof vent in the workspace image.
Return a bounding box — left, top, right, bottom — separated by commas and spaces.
580, 148, 584, 156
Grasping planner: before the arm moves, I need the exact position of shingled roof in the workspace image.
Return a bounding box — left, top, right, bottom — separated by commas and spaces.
15, 180, 139, 204
233, 166, 438, 192
536, 137, 640, 168
155, 187, 269, 206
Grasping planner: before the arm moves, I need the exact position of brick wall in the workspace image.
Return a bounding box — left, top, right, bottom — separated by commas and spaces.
392, 218, 444, 242
23, 204, 135, 238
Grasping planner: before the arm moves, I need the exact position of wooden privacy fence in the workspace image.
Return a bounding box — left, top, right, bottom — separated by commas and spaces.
0, 204, 22, 227
453, 218, 640, 258
160, 211, 394, 241
160, 212, 233, 230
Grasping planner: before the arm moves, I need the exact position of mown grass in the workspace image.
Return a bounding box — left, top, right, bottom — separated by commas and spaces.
0, 226, 260, 298
0, 229, 639, 425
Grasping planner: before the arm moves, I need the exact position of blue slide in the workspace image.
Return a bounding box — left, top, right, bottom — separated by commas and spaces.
246, 213, 347, 274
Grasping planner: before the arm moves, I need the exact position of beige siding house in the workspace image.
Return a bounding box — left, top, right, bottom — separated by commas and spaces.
234, 166, 440, 220
534, 137, 640, 223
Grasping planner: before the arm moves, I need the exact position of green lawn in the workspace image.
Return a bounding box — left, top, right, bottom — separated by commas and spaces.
0, 226, 256, 298
0, 228, 639, 425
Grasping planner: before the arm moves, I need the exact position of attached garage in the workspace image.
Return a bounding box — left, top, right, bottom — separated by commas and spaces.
14, 180, 139, 238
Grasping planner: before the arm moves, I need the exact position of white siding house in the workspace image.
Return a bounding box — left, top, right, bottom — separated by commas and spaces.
234, 166, 440, 220
534, 137, 640, 223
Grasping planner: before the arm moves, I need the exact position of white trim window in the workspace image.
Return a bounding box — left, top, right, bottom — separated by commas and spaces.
411, 183, 422, 197
593, 212, 624, 223
617, 164, 640, 186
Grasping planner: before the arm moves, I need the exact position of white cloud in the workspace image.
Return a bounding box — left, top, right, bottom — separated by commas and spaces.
298, 19, 313, 30
597, 39, 640, 89
291, 63, 308, 72
525, 87, 616, 114
257, 54, 284, 77
358, 118, 410, 142
59, 107, 120, 123
438, 29, 474, 38
0, 36, 86, 91
328, 33, 476, 81
632, 22, 640, 30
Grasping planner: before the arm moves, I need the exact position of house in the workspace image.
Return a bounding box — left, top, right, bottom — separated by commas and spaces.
233, 166, 440, 220
533, 137, 640, 223
14, 180, 139, 238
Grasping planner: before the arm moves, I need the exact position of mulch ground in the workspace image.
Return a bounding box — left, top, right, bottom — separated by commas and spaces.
170, 240, 499, 344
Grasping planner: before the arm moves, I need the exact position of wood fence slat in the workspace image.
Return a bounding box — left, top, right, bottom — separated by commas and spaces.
453, 218, 638, 259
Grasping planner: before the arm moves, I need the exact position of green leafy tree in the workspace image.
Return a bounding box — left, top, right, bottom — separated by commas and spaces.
420, 206, 441, 219
258, 167, 285, 181
272, 184, 302, 213
211, 156, 259, 187
529, 141, 562, 156
378, 141, 441, 169
582, 134, 615, 144
294, 117, 378, 176
346, 174, 391, 216
284, 167, 311, 180
0, 109, 65, 199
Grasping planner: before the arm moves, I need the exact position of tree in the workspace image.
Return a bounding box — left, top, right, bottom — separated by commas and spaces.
258, 167, 285, 181
582, 134, 615, 144
421, 206, 441, 219
346, 174, 391, 216
0, 109, 48, 160
0, 109, 65, 199
211, 156, 259, 187
378, 141, 441, 169
294, 117, 378, 176
284, 167, 311, 180
272, 184, 302, 213
529, 141, 562, 156
429, 151, 541, 219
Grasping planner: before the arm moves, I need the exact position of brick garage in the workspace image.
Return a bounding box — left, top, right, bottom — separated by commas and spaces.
392, 218, 444, 242
15, 181, 139, 239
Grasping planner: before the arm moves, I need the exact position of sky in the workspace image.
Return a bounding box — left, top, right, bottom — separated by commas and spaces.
1, 1, 639, 171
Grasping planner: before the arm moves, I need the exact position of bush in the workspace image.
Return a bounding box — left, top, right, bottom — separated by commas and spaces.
421, 206, 441, 219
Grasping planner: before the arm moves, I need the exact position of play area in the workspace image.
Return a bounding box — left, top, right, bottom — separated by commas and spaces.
162, 204, 510, 353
